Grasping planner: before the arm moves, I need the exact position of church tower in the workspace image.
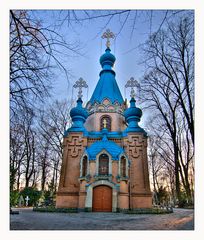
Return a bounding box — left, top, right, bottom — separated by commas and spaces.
56, 30, 152, 212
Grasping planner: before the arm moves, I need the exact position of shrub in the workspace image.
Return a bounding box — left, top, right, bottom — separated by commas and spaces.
126, 207, 173, 214
20, 187, 42, 206
10, 190, 19, 207
33, 206, 78, 213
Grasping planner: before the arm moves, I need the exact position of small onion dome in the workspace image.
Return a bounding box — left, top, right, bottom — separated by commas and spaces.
64, 98, 88, 136
70, 98, 88, 121
100, 47, 116, 68
124, 98, 142, 121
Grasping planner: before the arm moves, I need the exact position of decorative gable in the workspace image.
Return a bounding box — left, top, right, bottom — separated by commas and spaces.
102, 98, 111, 105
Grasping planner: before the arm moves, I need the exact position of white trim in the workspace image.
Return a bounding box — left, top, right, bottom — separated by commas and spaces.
96, 150, 112, 175
118, 154, 129, 177
80, 153, 89, 177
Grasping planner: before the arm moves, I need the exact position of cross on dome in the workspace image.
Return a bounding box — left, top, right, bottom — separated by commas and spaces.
125, 77, 140, 99
102, 29, 115, 48
73, 77, 88, 99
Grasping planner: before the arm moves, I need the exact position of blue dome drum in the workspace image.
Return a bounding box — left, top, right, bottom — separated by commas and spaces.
100, 48, 116, 68
67, 98, 88, 133
70, 98, 88, 120
124, 98, 142, 120
124, 97, 146, 134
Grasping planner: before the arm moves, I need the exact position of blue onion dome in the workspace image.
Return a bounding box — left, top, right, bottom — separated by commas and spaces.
100, 47, 116, 68
70, 98, 88, 120
124, 98, 142, 121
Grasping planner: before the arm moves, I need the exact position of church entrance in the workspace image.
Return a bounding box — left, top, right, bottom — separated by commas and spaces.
92, 185, 112, 212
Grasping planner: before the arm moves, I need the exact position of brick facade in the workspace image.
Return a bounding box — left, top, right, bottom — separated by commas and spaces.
56, 45, 152, 211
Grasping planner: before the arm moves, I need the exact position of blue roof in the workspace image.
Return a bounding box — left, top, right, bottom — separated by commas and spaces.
124, 97, 142, 120
64, 98, 88, 136
70, 98, 88, 119
89, 48, 124, 105
86, 134, 124, 160
123, 98, 147, 135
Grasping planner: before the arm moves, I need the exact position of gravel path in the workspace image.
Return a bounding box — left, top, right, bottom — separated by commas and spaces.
10, 208, 194, 230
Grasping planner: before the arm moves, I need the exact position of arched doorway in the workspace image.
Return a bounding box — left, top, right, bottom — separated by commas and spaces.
92, 185, 112, 212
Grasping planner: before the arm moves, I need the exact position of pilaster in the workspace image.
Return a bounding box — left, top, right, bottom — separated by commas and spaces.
123, 133, 152, 209
56, 133, 87, 208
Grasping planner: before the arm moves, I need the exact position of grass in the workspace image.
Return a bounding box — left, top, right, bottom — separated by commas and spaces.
126, 207, 173, 214
33, 206, 78, 213
33, 206, 173, 214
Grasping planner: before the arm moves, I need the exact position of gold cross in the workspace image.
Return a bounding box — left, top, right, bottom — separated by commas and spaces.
102, 29, 115, 48
103, 119, 107, 129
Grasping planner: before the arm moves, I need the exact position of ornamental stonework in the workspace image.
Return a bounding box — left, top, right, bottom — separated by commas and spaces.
66, 135, 87, 157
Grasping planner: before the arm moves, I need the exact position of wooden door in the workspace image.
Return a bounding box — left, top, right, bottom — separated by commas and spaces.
93, 185, 112, 212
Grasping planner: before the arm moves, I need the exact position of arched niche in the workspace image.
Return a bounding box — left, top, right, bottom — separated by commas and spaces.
100, 115, 112, 131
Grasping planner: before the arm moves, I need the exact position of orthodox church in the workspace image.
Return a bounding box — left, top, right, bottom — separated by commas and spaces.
56, 30, 152, 212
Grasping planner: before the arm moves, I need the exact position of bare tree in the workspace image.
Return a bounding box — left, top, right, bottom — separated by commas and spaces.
10, 124, 26, 191
21, 110, 37, 188
141, 14, 194, 206
141, 15, 194, 143
37, 99, 72, 192
9, 9, 80, 193
148, 136, 164, 194
57, 10, 187, 39
10, 98, 72, 193
10, 10, 80, 118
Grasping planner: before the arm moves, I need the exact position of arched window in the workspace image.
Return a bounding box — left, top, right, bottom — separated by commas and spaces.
99, 154, 109, 175
120, 156, 126, 177
82, 156, 88, 177
100, 115, 111, 131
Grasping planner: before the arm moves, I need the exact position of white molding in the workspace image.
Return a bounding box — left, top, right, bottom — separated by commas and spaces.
80, 152, 89, 177
96, 150, 112, 175
118, 154, 129, 177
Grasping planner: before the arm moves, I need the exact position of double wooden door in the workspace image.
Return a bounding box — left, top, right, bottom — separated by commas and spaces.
92, 185, 112, 212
